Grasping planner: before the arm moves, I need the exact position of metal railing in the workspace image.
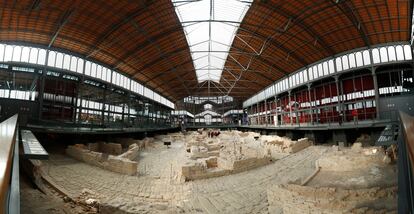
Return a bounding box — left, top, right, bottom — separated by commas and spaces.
0, 114, 19, 214
398, 111, 414, 213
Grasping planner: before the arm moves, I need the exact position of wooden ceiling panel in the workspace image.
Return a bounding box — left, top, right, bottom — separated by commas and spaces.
0, 0, 195, 102
221, 0, 411, 101
0, 0, 411, 102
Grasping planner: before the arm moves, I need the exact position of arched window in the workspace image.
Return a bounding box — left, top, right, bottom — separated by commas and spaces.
102, 67, 107, 81
97, 65, 102, 79
335, 58, 342, 71
12, 46, 22, 62
387, 46, 396, 61
380, 47, 388, 63
55, 52, 64, 68
77, 59, 84, 73
355, 52, 363, 67
404, 45, 412, 60
70, 56, 77, 72
103, 67, 109, 82
37, 49, 46, 65
313, 65, 318, 79
363, 50, 371, 65
348, 53, 356, 68
308, 67, 313, 80
342, 55, 349, 70
85, 61, 91, 76
328, 60, 335, 74
21, 47, 30, 63
0, 44, 4, 61
323, 62, 329, 76
372, 48, 380, 64
48, 51, 56, 67
396, 45, 405, 60
63, 54, 71, 70
318, 64, 323, 77
91, 63, 97, 77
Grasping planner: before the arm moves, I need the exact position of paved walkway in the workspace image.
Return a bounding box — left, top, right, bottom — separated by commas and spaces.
43, 143, 328, 213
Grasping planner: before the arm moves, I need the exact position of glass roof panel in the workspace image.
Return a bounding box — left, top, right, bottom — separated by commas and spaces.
172, 0, 253, 83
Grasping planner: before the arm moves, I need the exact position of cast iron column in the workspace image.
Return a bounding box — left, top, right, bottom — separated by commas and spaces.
307, 84, 313, 124
372, 67, 380, 119
288, 90, 292, 125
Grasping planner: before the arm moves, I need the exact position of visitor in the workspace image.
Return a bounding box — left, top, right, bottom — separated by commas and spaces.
352, 108, 358, 125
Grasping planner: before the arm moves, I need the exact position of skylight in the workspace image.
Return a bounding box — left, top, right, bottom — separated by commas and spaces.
172, 0, 253, 83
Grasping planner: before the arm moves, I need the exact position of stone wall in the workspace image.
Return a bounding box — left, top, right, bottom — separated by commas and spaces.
118, 144, 140, 161
66, 144, 137, 175
267, 184, 397, 213
181, 161, 229, 181
316, 145, 386, 172
86, 142, 123, 155
263, 137, 311, 157
100, 142, 123, 155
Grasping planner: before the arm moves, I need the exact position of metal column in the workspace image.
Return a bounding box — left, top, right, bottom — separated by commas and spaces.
372, 67, 380, 119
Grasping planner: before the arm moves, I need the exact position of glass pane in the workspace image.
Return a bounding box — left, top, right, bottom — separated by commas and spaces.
396, 45, 404, 60
342, 55, 349, 70
318, 64, 323, 77
404, 45, 412, 60
313, 65, 318, 78
4, 45, 13, 61
363, 50, 371, 65
348, 53, 356, 68
91, 63, 97, 77
388, 46, 396, 61
323, 62, 329, 76
63, 54, 71, 70
380, 47, 388, 62
21, 47, 30, 62
106, 69, 111, 82
97, 65, 102, 79
328, 60, 335, 74
102, 67, 107, 81
85, 61, 91, 76
0, 44, 4, 61
173, 0, 253, 83
335, 58, 342, 71
355, 52, 363, 67
55, 53, 64, 68
47, 51, 56, 66
303, 70, 308, 82
77, 59, 84, 73
37, 49, 46, 65
372, 48, 380, 64
12, 46, 22, 62
308, 68, 313, 80
70, 57, 77, 72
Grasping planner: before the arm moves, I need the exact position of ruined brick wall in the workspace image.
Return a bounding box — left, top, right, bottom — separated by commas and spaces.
267, 184, 397, 213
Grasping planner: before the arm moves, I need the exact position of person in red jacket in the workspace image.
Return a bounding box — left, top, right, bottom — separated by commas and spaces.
352, 108, 358, 124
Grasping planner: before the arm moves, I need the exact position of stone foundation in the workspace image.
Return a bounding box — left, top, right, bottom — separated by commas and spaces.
267, 184, 397, 214
66, 144, 138, 175
262, 136, 312, 157
316, 145, 386, 172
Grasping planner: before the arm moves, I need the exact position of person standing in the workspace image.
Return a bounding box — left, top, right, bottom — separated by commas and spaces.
352, 108, 358, 125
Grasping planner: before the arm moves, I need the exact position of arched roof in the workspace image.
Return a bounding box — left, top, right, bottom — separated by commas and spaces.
0, 0, 198, 101
218, 0, 413, 99
1, 0, 412, 102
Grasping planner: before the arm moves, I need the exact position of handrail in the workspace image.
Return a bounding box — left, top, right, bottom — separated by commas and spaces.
0, 114, 19, 214
398, 111, 414, 213
400, 111, 414, 172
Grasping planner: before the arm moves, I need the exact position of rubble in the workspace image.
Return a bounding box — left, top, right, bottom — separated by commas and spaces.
268, 184, 397, 214
268, 144, 397, 213
180, 130, 310, 181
